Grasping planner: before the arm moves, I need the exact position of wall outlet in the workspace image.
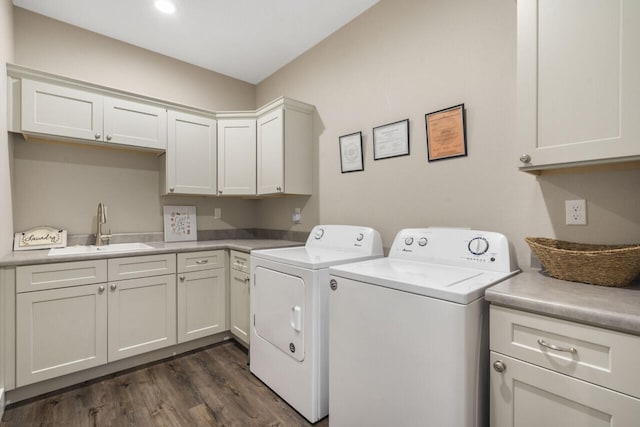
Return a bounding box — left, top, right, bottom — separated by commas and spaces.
565, 200, 587, 225
292, 208, 302, 224
214, 208, 222, 219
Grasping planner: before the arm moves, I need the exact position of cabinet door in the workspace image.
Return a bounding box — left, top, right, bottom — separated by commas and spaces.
108, 274, 176, 361
257, 108, 284, 195
166, 110, 217, 195
21, 79, 103, 141
217, 118, 257, 195
103, 97, 167, 150
490, 352, 640, 427
177, 268, 226, 343
230, 268, 250, 346
518, 0, 640, 170
16, 283, 107, 386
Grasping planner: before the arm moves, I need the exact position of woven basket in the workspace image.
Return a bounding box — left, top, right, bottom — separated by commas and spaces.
525, 237, 640, 287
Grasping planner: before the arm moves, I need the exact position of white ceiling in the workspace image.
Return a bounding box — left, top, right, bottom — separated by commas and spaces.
12, 0, 380, 84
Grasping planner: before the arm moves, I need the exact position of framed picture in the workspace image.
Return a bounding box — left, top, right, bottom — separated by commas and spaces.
425, 104, 467, 161
373, 119, 410, 160
163, 205, 197, 242
339, 131, 364, 173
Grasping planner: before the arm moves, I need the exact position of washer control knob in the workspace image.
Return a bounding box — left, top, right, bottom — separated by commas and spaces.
468, 237, 489, 255
404, 237, 414, 246
356, 233, 364, 241
418, 237, 428, 247
314, 228, 325, 239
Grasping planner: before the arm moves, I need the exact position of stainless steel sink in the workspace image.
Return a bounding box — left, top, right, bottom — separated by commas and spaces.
48, 242, 154, 256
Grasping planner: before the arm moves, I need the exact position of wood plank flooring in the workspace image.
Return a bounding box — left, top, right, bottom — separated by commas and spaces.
1, 341, 329, 426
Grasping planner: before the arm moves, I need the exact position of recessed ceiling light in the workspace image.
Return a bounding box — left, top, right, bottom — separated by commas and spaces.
154, 0, 176, 14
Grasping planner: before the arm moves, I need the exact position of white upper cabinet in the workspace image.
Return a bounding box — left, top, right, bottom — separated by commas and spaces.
20, 78, 167, 151
21, 79, 103, 142
518, 0, 640, 172
257, 98, 313, 195
217, 117, 257, 196
103, 96, 167, 150
164, 110, 217, 195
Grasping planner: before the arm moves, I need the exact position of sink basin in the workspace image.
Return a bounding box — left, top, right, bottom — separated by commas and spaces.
48, 242, 154, 256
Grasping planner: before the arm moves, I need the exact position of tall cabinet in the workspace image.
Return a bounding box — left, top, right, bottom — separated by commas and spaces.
517, 0, 640, 172
257, 97, 313, 195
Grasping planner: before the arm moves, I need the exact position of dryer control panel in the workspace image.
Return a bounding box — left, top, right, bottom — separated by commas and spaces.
389, 228, 516, 273
306, 225, 383, 255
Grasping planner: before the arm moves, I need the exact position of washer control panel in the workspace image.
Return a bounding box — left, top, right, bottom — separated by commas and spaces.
390, 228, 514, 273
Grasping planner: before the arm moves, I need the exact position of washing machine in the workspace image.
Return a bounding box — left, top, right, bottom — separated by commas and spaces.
328, 227, 518, 427
250, 224, 383, 423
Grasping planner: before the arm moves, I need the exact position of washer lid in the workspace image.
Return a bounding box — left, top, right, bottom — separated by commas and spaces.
252, 246, 381, 269
329, 258, 517, 304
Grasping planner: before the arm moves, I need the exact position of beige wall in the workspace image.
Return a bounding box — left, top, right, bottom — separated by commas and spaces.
11, 7, 261, 236
256, 0, 640, 265
1, 0, 14, 255
1, 0, 14, 412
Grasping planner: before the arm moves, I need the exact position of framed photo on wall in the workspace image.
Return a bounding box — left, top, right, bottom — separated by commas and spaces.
339, 131, 364, 173
373, 119, 410, 160
163, 205, 197, 242
425, 104, 467, 162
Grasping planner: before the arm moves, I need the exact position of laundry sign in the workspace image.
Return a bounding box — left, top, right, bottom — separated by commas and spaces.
14, 226, 67, 251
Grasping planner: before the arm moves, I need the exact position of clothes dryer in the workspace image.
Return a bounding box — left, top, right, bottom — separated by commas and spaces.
250, 224, 383, 423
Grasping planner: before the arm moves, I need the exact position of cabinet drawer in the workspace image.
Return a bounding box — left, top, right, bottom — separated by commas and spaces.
108, 254, 176, 281
17, 260, 107, 293
230, 250, 250, 273
490, 305, 640, 397
177, 250, 225, 272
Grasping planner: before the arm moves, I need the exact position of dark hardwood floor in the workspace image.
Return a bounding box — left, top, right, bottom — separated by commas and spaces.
1, 341, 330, 426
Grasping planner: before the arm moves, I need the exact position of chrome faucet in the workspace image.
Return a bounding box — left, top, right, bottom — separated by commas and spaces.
96, 202, 112, 246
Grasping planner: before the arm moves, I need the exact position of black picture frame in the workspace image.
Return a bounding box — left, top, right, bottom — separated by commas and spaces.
339, 131, 364, 173
373, 119, 410, 160
425, 104, 467, 162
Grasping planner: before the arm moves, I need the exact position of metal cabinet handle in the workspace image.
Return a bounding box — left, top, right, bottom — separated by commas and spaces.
218, 190, 223, 195
244, 277, 250, 284
169, 187, 175, 193
537, 338, 577, 354
106, 134, 112, 141
179, 275, 186, 282
519, 154, 531, 163
110, 283, 117, 291
95, 133, 101, 140
98, 285, 105, 294
195, 260, 209, 265
493, 360, 506, 373
330, 279, 338, 291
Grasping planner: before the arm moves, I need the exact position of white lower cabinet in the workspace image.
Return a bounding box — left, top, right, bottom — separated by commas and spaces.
16, 254, 177, 387
16, 282, 108, 387
490, 305, 640, 426
107, 274, 176, 361
177, 251, 226, 343
229, 250, 250, 346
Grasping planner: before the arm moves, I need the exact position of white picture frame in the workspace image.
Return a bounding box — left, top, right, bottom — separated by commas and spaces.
163, 205, 197, 242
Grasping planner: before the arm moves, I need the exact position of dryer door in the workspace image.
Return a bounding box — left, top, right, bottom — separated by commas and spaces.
254, 266, 305, 361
